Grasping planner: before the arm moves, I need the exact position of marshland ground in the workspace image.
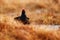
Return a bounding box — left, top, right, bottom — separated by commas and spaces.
0, 0, 60, 40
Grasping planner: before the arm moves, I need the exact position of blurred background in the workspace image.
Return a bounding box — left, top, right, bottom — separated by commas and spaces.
0, 0, 60, 24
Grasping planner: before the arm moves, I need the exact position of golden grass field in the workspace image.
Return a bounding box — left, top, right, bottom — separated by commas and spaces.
0, 0, 60, 40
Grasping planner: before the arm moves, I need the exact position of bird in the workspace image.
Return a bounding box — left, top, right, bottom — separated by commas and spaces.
14, 9, 30, 24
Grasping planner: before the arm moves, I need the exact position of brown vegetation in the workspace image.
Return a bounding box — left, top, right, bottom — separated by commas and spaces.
0, 0, 60, 40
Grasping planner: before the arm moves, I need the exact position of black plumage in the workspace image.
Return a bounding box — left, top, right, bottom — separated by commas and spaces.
14, 9, 30, 24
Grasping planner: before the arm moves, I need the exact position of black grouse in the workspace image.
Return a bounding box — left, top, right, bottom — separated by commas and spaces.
14, 9, 30, 24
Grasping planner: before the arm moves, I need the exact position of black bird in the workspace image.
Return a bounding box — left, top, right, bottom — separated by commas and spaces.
14, 9, 30, 24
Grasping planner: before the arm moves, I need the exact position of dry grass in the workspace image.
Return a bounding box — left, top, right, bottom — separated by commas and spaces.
0, 0, 60, 40
0, 14, 60, 40
0, 22, 60, 40
0, 0, 60, 24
